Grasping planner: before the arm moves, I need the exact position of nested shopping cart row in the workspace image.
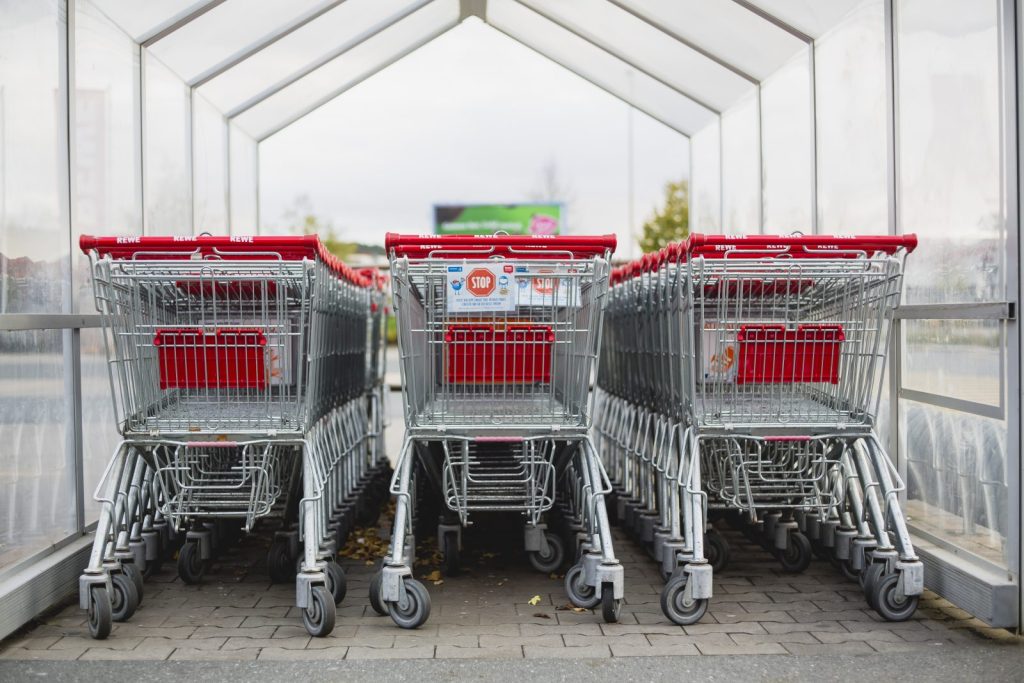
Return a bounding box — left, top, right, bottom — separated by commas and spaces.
78, 235, 390, 639
376, 233, 624, 628
595, 233, 923, 624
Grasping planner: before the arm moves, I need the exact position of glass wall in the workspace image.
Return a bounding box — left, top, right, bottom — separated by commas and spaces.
0, 0, 70, 315
720, 92, 760, 235
230, 125, 258, 233
143, 51, 192, 235
814, 0, 888, 234
895, 0, 1010, 570
760, 52, 814, 233
689, 120, 721, 233
192, 94, 229, 235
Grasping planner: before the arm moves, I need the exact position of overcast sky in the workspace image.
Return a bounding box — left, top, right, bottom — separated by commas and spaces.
258, 17, 689, 261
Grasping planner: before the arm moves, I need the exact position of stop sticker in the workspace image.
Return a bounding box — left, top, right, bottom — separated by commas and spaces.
466, 268, 495, 297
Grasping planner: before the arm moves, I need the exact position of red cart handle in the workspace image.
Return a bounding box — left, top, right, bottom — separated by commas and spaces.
79, 234, 372, 288
685, 233, 918, 258
385, 232, 617, 260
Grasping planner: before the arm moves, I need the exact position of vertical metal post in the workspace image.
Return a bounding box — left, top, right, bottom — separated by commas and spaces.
809, 46, 819, 234
718, 116, 724, 233
187, 86, 196, 235
255, 139, 261, 233
883, 0, 903, 483
756, 83, 765, 234
225, 118, 233, 235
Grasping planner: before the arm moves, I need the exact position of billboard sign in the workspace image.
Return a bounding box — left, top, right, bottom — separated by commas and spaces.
433, 203, 562, 236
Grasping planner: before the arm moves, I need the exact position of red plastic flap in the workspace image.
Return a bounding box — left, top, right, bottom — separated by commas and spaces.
385, 232, 617, 260
79, 234, 371, 288
154, 328, 268, 390
444, 324, 555, 384
686, 233, 918, 259
736, 323, 845, 385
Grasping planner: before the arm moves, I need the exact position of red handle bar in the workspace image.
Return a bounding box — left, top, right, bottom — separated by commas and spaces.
385, 232, 617, 260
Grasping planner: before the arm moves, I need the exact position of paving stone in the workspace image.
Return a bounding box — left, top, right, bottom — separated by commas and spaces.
813, 629, 905, 644
697, 640, 787, 655
520, 623, 603, 637
258, 647, 349, 660
0, 647, 86, 661
763, 620, 850, 635
600, 623, 687, 636
221, 636, 310, 650
1, 636, 60, 650
306, 635, 395, 649
80, 646, 175, 661
396, 635, 478, 648
123, 626, 197, 639
48, 636, 143, 651
523, 644, 610, 659
190, 626, 277, 639
138, 637, 227, 651
480, 634, 562, 648
211, 606, 291, 618
610, 643, 700, 657
783, 641, 875, 655
683, 622, 768, 636
435, 645, 524, 659
437, 623, 518, 637
346, 645, 435, 660
562, 634, 648, 648
710, 610, 795, 624
169, 647, 260, 661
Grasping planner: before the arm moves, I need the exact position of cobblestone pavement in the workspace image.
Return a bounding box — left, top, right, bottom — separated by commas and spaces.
1, 516, 1021, 663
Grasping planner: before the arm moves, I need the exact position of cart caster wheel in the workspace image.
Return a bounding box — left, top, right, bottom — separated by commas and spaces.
872, 573, 919, 622
325, 561, 347, 606
833, 555, 859, 582
388, 578, 431, 629
111, 571, 140, 622
776, 532, 812, 574
267, 540, 296, 584
177, 540, 207, 585
861, 562, 886, 608
142, 557, 162, 580
369, 571, 388, 616
705, 530, 731, 573
564, 563, 600, 608
122, 561, 144, 603
601, 583, 621, 623
442, 531, 460, 577
528, 533, 565, 573
660, 576, 709, 626
87, 586, 112, 640
302, 585, 336, 637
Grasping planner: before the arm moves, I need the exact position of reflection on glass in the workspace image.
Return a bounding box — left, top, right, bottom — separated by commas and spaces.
74, 0, 142, 311
901, 399, 1008, 568
721, 93, 759, 235
902, 319, 1001, 407
80, 327, 120, 523
897, 0, 1003, 304
144, 52, 192, 235
0, 1, 71, 314
0, 330, 74, 571
814, 0, 888, 234
690, 120, 720, 233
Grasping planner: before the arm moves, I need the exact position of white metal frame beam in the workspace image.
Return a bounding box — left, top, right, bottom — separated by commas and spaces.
139, 0, 229, 47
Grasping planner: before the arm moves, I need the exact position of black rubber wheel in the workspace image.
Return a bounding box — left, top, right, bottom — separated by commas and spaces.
122, 561, 144, 603
833, 555, 859, 582
141, 556, 162, 580
177, 541, 206, 585
267, 540, 296, 584
369, 571, 389, 616
442, 531, 460, 577
110, 571, 139, 622
87, 586, 112, 640
600, 583, 621, 623
388, 578, 431, 629
777, 532, 812, 574
302, 585, 337, 637
528, 533, 565, 574
705, 530, 731, 573
325, 561, 347, 606
872, 573, 920, 622
660, 576, 709, 626
564, 563, 599, 608
862, 562, 886, 608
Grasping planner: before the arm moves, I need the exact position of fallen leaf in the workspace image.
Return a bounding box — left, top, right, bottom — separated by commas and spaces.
432, 579, 444, 586
533, 613, 551, 619
527, 595, 542, 606
556, 603, 588, 613
424, 570, 442, 582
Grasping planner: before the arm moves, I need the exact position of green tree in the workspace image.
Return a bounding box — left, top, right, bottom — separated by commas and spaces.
282, 194, 356, 260
638, 179, 689, 253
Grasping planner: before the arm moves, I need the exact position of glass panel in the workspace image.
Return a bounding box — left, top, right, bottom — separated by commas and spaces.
0, 330, 75, 571
192, 94, 229, 234
148, 0, 328, 84
901, 399, 1008, 568
744, 0, 865, 39
74, 0, 143, 312
81, 327, 119, 523
487, 0, 714, 138
690, 120, 721, 233
143, 52, 192, 235
235, 0, 460, 140
199, 0, 421, 115
814, 0, 888, 234
720, 93, 759, 235
761, 52, 813, 233
897, 0, 1003, 304
519, 0, 754, 112
0, 0, 70, 314
229, 125, 258, 233
902, 319, 1001, 407
90, 0, 212, 42
611, 0, 805, 81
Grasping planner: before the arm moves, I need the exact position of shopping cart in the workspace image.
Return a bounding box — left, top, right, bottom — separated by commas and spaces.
376, 232, 624, 628
78, 234, 386, 640
597, 234, 922, 624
